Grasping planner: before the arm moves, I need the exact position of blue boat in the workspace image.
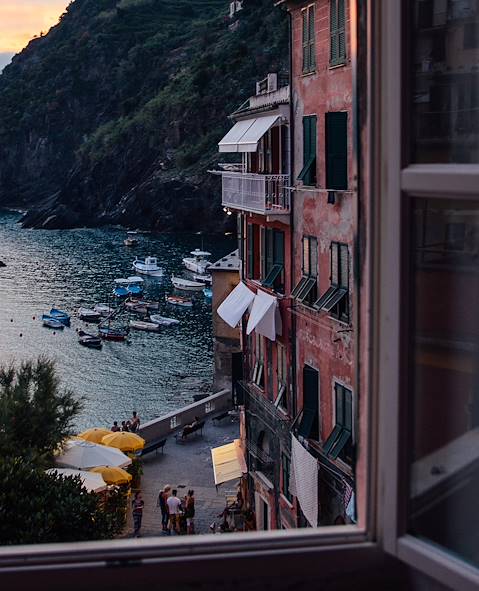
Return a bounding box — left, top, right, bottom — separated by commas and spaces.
113, 286, 129, 298
203, 287, 212, 299
49, 308, 70, 326
43, 317, 64, 330
127, 283, 143, 296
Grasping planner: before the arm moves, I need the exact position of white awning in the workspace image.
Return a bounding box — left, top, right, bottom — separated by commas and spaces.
211, 439, 247, 486
217, 281, 255, 328
246, 289, 280, 341
218, 114, 281, 153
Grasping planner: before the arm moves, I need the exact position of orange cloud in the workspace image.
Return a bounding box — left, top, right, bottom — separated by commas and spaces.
0, 1, 71, 52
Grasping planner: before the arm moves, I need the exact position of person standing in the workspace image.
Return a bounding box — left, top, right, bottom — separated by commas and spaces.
158, 485, 171, 532
166, 489, 182, 534
111, 421, 120, 432
185, 489, 195, 535
130, 411, 140, 433
121, 420, 130, 432
131, 492, 144, 537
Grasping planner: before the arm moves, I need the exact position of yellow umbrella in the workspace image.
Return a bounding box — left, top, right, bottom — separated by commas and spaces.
90, 465, 132, 485
101, 431, 145, 453
78, 428, 113, 444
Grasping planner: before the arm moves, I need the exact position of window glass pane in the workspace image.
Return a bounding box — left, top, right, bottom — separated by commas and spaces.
411, 0, 479, 163
409, 196, 479, 568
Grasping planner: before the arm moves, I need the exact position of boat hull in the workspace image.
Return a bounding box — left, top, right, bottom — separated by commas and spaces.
129, 321, 160, 332
99, 328, 128, 342
165, 296, 193, 307
149, 315, 180, 326
43, 318, 64, 330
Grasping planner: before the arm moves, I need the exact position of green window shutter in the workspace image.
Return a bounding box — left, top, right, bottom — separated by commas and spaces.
344, 388, 352, 431
266, 228, 274, 276
260, 226, 266, 278
299, 116, 317, 186
330, 0, 338, 64
247, 224, 254, 279
274, 230, 285, 265
331, 242, 339, 286
336, 384, 345, 426
339, 243, 349, 288
326, 112, 348, 190
302, 236, 309, 276
308, 5, 316, 71
338, 0, 346, 60
302, 9, 309, 73
311, 237, 318, 278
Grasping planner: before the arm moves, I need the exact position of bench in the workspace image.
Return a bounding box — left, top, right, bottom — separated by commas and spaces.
175, 420, 205, 443
140, 438, 167, 456
212, 411, 230, 425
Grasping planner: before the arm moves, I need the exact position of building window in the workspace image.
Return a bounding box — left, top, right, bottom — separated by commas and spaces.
297, 365, 319, 440
275, 342, 288, 412
330, 0, 346, 66
302, 4, 316, 74
323, 384, 353, 464
291, 236, 318, 306
252, 333, 264, 389
326, 112, 348, 190
281, 453, 293, 502
247, 223, 260, 280
314, 242, 349, 322
261, 228, 285, 293
298, 115, 317, 186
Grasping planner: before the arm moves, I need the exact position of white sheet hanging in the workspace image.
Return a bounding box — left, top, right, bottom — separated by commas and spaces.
246, 289, 278, 341
217, 281, 256, 328
289, 435, 319, 527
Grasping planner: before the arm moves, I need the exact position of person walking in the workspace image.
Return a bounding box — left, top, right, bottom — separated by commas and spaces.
185, 489, 195, 535
131, 492, 144, 537
157, 485, 171, 532
166, 489, 182, 535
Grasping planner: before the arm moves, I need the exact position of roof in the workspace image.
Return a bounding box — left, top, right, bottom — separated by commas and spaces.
210, 249, 240, 272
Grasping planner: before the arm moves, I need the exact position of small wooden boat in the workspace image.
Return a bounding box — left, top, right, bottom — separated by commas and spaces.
113, 286, 129, 298
99, 326, 129, 341
129, 320, 160, 332
127, 283, 143, 296
149, 315, 180, 326
94, 304, 114, 317
129, 305, 148, 315
124, 231, 139, 247
165, 294, 193, 307
171, 276, 206, 291
49, 308, 71, 326
78, 308, 102, 323
43, 318, 65, 330
78, 330, 102, 349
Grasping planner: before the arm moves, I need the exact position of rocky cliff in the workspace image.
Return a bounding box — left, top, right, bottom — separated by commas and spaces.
0, 0, 288, 231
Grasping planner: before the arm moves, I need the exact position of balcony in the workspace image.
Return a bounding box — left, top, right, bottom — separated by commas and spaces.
221, 172, 291, 216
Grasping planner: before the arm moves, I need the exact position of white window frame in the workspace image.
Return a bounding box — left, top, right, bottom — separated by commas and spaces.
377, 1, 479, 589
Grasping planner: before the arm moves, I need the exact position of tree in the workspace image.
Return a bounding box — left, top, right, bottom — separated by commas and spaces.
0, 357, 82, 463
0, 457, 127, 545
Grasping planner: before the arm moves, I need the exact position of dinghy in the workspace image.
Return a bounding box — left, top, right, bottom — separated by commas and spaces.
149, 315, 180, 326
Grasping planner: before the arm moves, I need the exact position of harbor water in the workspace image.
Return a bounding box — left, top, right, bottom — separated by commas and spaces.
0, 210, 235, 431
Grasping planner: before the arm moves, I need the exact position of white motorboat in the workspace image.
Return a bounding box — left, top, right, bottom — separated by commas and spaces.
165, 295, 193, 307
124, 231, 139, 247
149, 314, 180, 326
78, 308, 102, 323
171, 275, 206, 291
193, 273, 212, 284
129, 320, 160, 332
182, 249, 211, 274
94, 303, 114, 317
132, 256, 164, 277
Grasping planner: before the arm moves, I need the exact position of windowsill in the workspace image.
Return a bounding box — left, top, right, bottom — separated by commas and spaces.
301, 70, 316, 77
327, 314, 351, 327
247, 279, 286, 299
280, 493, 295, 509
329, 60, 347, 69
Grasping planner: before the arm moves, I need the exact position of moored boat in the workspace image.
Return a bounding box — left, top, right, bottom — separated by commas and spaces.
132, 256, 164, 277
149, 314, 180, 326
78, 330, 102, 349
165, 294, 193, 307
94, 303, 114, 317
43, 317, 65, 330
129, 320, 160, 332
99, 326, 129, 341
182, 249, 211, 274
78, 308, 102, 323
113, 285, 129, 298
124, 231, 139, 247
49, 308, 71, 326
127, 283, 143, 297
203, 287, 213, 299
193, 273, 212, 284
171, 276, 206, 291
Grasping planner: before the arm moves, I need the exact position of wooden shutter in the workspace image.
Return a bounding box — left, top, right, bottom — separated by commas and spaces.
339, 243, 349, 288
330, 0, 338, 63
326, 112, 348, 190
247, 224, 254, 279
338, 0, 346, 60
336, 384, 345, 427
331, 242, 339, 285
344, 388, 352, 431
308, 5, 316, 70
274, 230, 285, 265
260, 226, 266, 278
302, 9, 309, 72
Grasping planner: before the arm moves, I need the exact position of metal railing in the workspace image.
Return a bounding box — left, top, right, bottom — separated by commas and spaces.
222, 172, 291, 215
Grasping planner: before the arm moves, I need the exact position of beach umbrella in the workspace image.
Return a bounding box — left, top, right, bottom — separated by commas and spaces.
101, 431, 145, 453
56, 439, 132, 469
46, 468, 107, 493
90, 465, 133, 485
78, 428, 113, 444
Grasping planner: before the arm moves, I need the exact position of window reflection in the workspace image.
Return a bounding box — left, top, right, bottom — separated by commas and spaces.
412, 0, 479, 163
410, 197, 479, 568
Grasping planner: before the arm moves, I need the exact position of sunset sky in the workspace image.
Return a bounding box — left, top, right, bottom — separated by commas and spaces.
0, 0, 70, 69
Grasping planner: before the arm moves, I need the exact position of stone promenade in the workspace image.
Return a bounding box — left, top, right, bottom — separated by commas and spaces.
131, 415, 240, 537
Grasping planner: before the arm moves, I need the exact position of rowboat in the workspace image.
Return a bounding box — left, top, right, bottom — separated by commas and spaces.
165, 295, 193, 308
129, 320, 160, 332
78, 330, 102, 349
171, 276, 206, 291
194, 273, 212, 284
43, 318, 64, 330
78, 308, 102, 323
49, 308, 71, 326
93, 303, 114, 317
113, 285, 129, 298
129, 305, 148, 315
149, 315, 180, 326
132, 256, 164, 277
124, 231, 138, 247
99, 326, 129, 341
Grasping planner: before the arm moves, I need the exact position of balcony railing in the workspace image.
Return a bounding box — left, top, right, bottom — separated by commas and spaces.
222, 172, 291, 215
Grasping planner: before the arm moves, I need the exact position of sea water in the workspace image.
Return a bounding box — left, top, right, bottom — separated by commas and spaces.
0, 210, 235, 431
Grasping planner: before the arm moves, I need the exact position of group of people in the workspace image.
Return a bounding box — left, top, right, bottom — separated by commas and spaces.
157, 486, 196, 535
111, 411, 140, 433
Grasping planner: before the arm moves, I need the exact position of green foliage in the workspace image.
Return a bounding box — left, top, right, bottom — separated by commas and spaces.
127, 458, 143, 489
0, 357, 82, 464
0, 457, 126, 545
